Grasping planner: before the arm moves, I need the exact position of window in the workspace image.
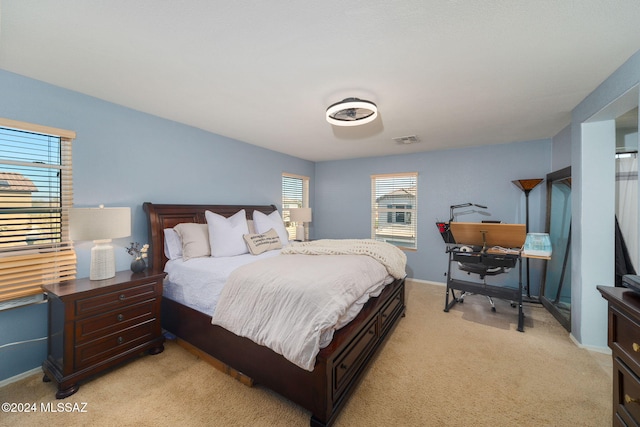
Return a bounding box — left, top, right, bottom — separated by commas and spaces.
0, 118, 76, 303
282, 173, 309, 240
371, 173, 418, 250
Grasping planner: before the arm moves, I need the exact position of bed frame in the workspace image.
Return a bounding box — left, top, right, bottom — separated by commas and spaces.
143, 202, 406, 427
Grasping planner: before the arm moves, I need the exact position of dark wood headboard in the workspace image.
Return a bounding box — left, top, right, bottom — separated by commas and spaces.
142, 202, 278, 271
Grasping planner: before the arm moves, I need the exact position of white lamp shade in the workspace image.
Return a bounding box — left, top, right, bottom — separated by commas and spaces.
289, 207, 312, 223
70, 206, 131, 241
70, 206, 131, 280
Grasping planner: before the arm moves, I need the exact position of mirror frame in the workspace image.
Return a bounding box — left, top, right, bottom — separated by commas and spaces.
540, 166, 572, 331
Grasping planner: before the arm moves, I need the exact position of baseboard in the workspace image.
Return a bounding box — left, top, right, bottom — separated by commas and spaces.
405, 278, 446, 287
0, 366, 42, 388
569, 333, 612, 355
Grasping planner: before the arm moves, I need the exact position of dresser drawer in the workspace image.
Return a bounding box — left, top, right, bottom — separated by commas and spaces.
75, 281, 159, 317
614, 356, 640, 427
333, 315, 378, 401
74, 320, 158, 370
75, 299, 157, 343
612, 306, 640, 372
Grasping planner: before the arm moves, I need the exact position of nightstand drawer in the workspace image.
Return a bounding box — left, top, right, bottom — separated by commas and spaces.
75, 299, 157, 343
75, 281, 158, 317
74, 320, 157, 370
612, 306, 640, 371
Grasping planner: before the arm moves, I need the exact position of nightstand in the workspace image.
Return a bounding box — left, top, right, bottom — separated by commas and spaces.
42, 270, 166, 398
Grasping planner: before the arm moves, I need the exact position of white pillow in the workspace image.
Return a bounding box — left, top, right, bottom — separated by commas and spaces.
164, 228, 183, 260
205, 209, 250, 257
253, 210, 289, 246
174, 223, 210, 261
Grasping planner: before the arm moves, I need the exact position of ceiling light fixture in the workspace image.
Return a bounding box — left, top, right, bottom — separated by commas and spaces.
326, 97, 378, 126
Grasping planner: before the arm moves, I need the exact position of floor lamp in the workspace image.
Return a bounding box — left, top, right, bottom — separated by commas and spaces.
512, 178, 544, 300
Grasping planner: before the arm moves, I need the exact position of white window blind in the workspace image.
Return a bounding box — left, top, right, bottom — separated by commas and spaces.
0, 118, 76, 302
282, 173, 309, 240
371, 172, 418, 250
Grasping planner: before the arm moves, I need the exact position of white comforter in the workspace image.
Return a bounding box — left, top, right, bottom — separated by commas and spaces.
210, 253, 393, 371
281, 239, 407, 279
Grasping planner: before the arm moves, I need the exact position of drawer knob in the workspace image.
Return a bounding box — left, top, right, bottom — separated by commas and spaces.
625, 394, 640, 405
340, 363, 348, 370
119, 294, 126, 301
117, 336, 124, 344
117, 314, 124, 322
633, 343, 640, 352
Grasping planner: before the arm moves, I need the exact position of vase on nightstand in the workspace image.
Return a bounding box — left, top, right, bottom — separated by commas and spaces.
130, 258, 146, 273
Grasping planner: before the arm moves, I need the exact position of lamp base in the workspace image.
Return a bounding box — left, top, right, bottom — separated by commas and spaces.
296, 225, 306, 242
90, 240, 116, 280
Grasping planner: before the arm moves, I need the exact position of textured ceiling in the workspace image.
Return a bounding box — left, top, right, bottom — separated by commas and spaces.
1, 1, 640, 161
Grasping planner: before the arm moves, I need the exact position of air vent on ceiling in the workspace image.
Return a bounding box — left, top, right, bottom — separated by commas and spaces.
393, 135, 420, 145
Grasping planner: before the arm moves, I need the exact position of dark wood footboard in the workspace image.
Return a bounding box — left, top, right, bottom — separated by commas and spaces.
161, 276, 405, 427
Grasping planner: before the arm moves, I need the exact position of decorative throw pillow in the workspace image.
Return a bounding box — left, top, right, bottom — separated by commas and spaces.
163, 228, 183, 260
243, 228, 283, 255
205, 209, 250, 257
253, 210, 290, 246
173, 223, 210, 261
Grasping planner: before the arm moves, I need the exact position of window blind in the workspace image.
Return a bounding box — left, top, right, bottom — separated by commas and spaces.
282, 173, 309, 240
371, 172, 418, 250
0, 118, 76, 302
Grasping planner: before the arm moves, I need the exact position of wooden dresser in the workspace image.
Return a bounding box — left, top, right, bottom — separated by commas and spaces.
598, 285, 640, 426
42, 270, 165, 398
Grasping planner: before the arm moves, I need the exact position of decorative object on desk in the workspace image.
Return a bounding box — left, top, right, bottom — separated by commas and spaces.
512, 178, 544, 299
523, 233, 552, 257
126, 242, 149, 273
326, 97, 377, 126
289, 207, 312, 241
436, 221, 454, 243
70, 205, 131, 280
448, 202, 488, 223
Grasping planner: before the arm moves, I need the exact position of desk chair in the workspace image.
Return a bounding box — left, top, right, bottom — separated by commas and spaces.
454, 245, 511, 311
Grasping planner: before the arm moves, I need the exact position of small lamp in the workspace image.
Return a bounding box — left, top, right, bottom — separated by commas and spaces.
289, 208, 312, 241
70, 205, 131, 280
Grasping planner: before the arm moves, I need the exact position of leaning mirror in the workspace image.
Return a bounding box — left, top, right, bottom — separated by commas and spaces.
540, 166, 572, 331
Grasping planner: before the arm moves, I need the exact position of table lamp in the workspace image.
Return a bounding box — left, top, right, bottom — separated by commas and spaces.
70, 205, 131, 280
289, 208, 312, 241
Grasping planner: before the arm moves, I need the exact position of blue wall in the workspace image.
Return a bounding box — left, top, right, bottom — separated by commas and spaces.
0, 69, 315, 381
315, 140, 552, 285
569, 50, 640, 348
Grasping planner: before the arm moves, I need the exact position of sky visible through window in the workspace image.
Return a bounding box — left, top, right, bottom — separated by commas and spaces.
0, 127, 61, 202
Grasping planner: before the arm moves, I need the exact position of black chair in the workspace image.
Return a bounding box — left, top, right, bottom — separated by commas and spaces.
452, 246, 510, 311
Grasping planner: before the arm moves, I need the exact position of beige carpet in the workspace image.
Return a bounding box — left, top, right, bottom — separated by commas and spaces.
0, 281, 612, 426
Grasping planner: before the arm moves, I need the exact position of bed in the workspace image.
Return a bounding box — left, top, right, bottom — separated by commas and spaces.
143, 202, 406, 427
